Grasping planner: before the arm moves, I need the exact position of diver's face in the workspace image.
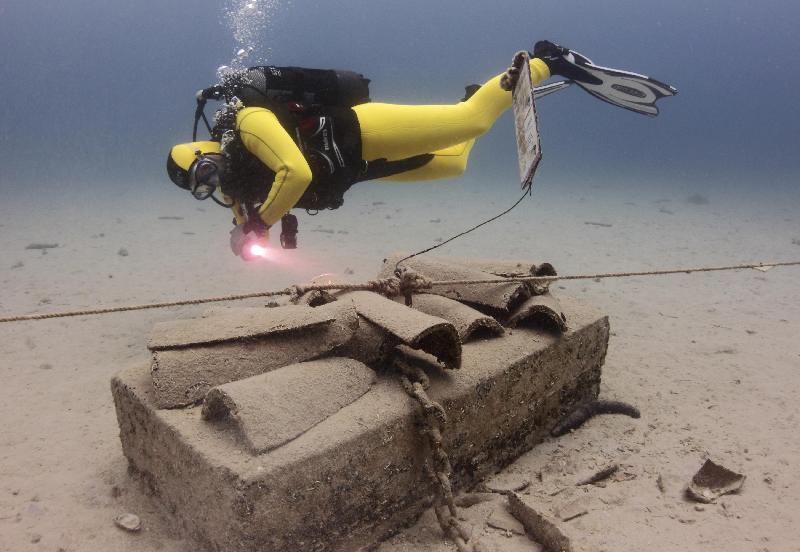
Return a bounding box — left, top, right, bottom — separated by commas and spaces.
188, 154, 226, 200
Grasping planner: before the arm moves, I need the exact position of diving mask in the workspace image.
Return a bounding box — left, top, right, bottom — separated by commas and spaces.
188, 153, 222, 200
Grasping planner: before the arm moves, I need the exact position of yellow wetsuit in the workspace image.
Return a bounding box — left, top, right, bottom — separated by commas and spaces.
234, 58, 550, 227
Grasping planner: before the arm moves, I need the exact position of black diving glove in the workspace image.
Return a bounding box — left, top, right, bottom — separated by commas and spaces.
243, 216, 269, 237
533, 40, 601, 85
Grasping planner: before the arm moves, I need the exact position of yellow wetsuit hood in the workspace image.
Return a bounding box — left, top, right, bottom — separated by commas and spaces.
167, 141, 221, 190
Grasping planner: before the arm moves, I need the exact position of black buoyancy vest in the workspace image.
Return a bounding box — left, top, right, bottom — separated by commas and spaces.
211, 66, 434, 211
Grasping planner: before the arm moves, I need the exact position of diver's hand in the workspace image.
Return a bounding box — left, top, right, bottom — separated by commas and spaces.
500, 51, 529, 91
533, 40, 598, 84
229, 224, 253, 257
230, 223, 270, 260
243, 216, 269, 237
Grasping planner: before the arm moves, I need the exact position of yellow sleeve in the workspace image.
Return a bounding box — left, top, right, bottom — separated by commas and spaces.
235, 107, 312, 226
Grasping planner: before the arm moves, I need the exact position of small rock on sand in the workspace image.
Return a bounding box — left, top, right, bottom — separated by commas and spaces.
657, 474, 667, 493
25, 243, 59, 250
792, 238, 800, 246
114, 512, 141, 532
117, 248, 129, 257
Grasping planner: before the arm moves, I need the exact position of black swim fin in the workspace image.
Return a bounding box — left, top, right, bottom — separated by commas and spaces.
533, 80, 572, 99
534, 41, 677, 116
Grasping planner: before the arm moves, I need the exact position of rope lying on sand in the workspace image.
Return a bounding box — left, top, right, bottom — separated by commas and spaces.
1, 260, 798, 324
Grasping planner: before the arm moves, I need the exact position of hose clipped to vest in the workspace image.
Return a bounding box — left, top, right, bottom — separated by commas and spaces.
193, 85, 226, 141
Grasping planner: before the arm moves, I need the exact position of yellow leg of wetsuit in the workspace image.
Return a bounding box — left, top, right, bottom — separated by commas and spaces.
381, 140, 477, 182
353, 59, 550, 181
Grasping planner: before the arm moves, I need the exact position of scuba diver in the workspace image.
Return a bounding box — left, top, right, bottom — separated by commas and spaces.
167, 41, 676, 260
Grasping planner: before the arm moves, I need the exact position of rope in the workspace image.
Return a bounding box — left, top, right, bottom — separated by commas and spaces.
427, 260, 800, 286
393, 357, 479, 552
1, 260, 797, 324
394, 188, 530, 272
0, 280, 396, 323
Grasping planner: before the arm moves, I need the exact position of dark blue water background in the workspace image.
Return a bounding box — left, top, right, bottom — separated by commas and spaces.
1, 0, 798, 199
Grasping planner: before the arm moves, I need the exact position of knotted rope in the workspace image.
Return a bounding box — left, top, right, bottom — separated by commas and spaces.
395, 267, 433, 305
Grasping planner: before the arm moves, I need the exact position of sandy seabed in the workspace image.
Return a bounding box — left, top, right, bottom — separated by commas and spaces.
1, 176, 798, 552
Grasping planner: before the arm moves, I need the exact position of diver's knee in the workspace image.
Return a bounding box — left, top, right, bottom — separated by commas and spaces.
463, 111, 494, 137
458, 102, 496, 136
471, 120, 493, 137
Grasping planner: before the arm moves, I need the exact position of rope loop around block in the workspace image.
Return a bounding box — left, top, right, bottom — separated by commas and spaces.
391, 356, 482, 551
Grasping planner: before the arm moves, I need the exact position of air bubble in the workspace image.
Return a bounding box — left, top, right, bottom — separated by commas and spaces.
222, 0, 288, 68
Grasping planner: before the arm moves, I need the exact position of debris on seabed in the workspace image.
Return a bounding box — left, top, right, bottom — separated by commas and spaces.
551, 399, 641, 437
686, 459, 745, 504
575, 463, 619, 486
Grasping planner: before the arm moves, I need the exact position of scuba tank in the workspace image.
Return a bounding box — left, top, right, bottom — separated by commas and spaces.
193, 66, 371, 140
230, 66, 370, 109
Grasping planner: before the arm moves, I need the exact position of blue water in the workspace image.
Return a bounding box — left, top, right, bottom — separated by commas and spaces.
1, 0, 799, 198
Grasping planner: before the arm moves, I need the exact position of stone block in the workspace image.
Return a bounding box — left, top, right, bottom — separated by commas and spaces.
111, 295, 608, 552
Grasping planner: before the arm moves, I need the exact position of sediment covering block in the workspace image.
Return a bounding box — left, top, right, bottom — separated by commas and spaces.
380, 254, 530, 312
335, 290, 462, 369
112, 295, 608, 552
149, 302, 358, 408
507, 291, 568, 331
202, 357, 376, 454
383, 254, 566, 330
409, 293, 504, 342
